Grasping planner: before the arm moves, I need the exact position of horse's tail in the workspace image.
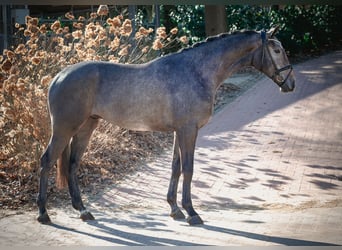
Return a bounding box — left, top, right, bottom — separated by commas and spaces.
56, 143, 70, 189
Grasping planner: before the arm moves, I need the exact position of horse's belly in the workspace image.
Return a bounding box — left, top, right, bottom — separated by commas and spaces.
119, 122, 171, 132
94, 107, 174, 132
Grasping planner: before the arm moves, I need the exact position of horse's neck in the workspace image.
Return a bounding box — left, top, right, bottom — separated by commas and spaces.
197, 33, 262, 90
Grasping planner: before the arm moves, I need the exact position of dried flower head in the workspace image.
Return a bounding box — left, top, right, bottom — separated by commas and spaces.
106, 18, 113, 25
73, 22, 84, 29
156, 27, 167, 39
74, 42, 83, 50
41, 74, 52, 87
31, 56, 41, 65
29, 17, 39, 26
1, 59, 12, 71
110, 37, 120, 51
112, 17, 122, 28
28, 24, 39, 34
51, 20, 61, 31
56, 28, 64, 35
39, 24, 47, 34
65, 12, 75, 20
170, 27, 178, 35
152, 39, 163, 50
121, 19, 132, 36
72, 30, 83, 39
62, 45, 71, 53
6, 50, 16, 60
136, 27, 152, 39
90, 12, 98, 19
97, 5, 109, 16
29, 43, 38, 51
97, 29, 107, 41
118, 46, 129, 56
179, 36, 189, 44
25, 16, 32, 25
24, 29, 31, 37
17, 77, 26, 84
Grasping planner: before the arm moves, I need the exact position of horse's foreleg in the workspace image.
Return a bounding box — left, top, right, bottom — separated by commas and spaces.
177, 126, 203, 225
37, 135, 70, 224
167, 133, 186, 220
68, 117, 99, 221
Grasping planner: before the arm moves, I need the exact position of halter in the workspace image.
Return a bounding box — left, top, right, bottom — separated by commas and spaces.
261, 30, 293, 87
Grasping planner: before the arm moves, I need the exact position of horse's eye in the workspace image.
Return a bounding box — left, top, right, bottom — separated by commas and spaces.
274, 49, 281, 54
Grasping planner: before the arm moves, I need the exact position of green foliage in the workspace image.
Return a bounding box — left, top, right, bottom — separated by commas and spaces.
275, 5, 341, 54
161, 5, 341, 55
226, 5, 341, 54
161, 5, 205, 44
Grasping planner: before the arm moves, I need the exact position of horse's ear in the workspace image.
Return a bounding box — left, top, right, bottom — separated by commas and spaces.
268, 25, 280, 38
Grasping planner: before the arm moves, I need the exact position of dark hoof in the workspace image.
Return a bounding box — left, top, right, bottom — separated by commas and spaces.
187, 215, 203, 225
80, 210, 95, 221
37, 212, 51, 224
170, 208, 186, 220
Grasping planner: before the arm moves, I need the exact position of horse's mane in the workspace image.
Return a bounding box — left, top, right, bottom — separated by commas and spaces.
179, 30, 258, 53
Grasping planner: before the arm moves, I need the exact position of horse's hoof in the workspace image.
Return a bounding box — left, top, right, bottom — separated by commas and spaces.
187, 215, 203, 225
37, 212, 51, 224
80, 210, 95, 221
170, 208, 186, 220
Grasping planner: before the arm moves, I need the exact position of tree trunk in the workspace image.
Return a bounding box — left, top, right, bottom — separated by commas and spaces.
204, 5, 227, 37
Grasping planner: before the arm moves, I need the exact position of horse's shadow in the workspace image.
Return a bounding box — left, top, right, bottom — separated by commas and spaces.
48, 213, 339, 246
201, 224, 339, 246
48, 212, 203, 246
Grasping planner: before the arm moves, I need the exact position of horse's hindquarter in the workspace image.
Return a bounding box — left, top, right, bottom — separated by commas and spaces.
48, 62, 100, 129
92, 60, 213, 132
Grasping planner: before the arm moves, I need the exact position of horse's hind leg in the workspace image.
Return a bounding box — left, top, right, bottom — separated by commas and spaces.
68, 117, 99, 221
37, 135, 71, 224
167, 133, 186, 220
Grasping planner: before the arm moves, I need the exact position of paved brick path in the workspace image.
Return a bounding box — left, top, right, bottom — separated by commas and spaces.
0, 51, 341, 246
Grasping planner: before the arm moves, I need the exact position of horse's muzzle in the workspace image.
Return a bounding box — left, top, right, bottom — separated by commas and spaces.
280, 78, 295, 93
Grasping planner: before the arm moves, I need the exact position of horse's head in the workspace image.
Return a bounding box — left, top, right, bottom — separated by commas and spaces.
253, 26, 295, 93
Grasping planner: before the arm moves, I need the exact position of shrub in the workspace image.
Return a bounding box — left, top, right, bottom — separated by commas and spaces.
0, 6, 188, 208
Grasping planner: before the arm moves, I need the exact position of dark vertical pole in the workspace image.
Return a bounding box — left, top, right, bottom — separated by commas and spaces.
204, 5, 227, 37
154, 4, 160, 28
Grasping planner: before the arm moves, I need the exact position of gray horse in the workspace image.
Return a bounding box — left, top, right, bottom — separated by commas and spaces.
37, 27, 295, 225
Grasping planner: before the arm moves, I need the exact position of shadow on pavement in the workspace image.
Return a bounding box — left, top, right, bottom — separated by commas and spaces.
202, 224, 340, 246
49, 220, 204, 246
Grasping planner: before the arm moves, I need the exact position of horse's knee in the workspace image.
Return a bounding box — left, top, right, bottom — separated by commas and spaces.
167, 193, 175, 205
